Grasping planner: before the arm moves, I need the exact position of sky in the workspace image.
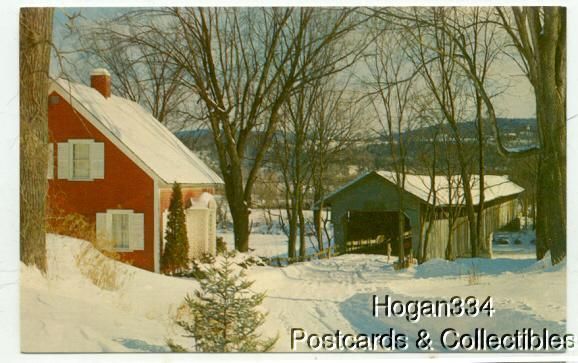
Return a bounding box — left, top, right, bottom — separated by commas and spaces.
51, 7, 536, 119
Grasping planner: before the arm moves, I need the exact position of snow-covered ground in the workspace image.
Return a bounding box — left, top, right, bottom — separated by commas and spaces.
21, 226, 565, 353
219, 208, 332, 258
21, 235, 198, 352
250, 229, 566, 352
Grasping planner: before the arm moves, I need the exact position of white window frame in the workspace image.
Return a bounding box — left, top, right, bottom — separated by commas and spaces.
96, 209, 145, 252
70, 140, 92, 180
68, 139, 94, 181
107, 209, 133, 252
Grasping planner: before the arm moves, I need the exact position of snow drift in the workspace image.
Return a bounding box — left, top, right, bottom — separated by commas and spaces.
21, 234, 199, 352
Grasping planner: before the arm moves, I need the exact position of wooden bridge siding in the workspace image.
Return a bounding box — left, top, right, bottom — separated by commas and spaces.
421, 198, 519, 259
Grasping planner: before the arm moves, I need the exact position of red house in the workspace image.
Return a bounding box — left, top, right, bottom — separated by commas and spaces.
47, 69, 224, 272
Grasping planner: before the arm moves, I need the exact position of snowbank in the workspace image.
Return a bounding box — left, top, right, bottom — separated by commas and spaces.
21, 234, 199, 352
21, 232, 566, 353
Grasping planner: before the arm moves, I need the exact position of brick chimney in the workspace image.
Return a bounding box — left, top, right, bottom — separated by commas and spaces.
90, 68, 111, 98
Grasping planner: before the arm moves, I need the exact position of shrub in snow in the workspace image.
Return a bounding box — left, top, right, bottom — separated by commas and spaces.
47, 208, 95, 241
216, 236, 227, 255
199, 252, 215, 264
176, 252, 265, 281
47, 209, 129, 290
161, 182, 189, 274
172, 251, 277, 352
237, 255, 267, 269
47, 208, 120, 259
74, 240, 131, 291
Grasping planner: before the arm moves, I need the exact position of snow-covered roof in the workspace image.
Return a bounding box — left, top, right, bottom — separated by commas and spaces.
189, 192, 216, 209
324, 170, 524, 207
50, 79, 223, 186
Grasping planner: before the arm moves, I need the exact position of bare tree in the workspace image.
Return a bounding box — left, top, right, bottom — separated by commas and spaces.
310, 86, 365, 253
20, 8, 54, 272
366, 30, 420, 266
411, 6, 565, 263
273, 84, 317, 259
494, 7, 566, 263
114, 8, 364, 252
456, 8, 503, 255
274, 69, 364, 259
414, 115, 440, 263
58, 13, 194, 130
401, 8, 481, 257
440, 134, 465, 261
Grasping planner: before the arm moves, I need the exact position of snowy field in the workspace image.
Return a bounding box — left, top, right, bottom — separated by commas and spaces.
21, 225, 566, 353
219, 208, 332, 258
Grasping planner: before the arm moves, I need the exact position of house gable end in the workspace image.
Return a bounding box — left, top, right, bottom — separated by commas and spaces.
49, 83, 162, 185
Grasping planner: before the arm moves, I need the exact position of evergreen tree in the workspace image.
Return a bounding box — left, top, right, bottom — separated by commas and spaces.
174, 251, 277, 352
161, 182, 189, 274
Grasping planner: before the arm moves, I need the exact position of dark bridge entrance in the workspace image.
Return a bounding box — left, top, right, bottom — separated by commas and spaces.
344, 210, 412, 255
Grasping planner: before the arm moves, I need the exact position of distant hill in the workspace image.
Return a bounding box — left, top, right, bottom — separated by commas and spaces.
175, 118, 538, 148
175, 129, 213, 140
399, 117, 537, 141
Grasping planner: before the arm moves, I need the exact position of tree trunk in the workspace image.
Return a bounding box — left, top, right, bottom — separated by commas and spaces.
229, 200, 250, 253
313, 187, 324, 252
298, 205, 306, 258
219, 155, 252, 253
475, 95, 486, 256
397, 211, 405, 264
20, 8, 54, 273
287, 206, 298, 259
449, 126, 479, 257
534, 24, 566, 263
396, 181, 406, 265
445, 217, 455, 261
534, 157, 548, 259
536, 127, 565, 263
445, 169, 455, 261
461, 176, 479, 257
420, 211, 435, 263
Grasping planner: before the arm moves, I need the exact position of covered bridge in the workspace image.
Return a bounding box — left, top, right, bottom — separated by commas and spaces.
321, 171, 524, 259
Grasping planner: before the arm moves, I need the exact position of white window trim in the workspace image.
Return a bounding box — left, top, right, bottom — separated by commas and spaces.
96, 209, 145, 253
108, 209, 133, 252
68, 139, 95, 181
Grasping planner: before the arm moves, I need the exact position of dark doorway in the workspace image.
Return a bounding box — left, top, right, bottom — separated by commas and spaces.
344, 210, 411, 255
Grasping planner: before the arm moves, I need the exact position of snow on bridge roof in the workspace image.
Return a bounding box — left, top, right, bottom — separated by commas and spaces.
50, 79, 223, 186
323, 170, 524, 207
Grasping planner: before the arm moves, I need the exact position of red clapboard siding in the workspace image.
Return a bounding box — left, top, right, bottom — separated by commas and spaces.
47, 91, 156, 271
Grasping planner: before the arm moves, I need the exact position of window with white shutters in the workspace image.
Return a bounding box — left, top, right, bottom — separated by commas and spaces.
95, 209, 145, 251
57, 140, 105, 180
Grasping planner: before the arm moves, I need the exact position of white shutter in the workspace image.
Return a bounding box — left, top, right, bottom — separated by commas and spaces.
96, 213, 108, 240
57, 142, 70, 179
130, 213, 145, 250
105, 212, 113, 242
90, 142, 105, 179
47, 143, 54, 179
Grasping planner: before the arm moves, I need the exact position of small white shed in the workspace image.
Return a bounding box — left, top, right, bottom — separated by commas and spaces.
163, 192, 217, 259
